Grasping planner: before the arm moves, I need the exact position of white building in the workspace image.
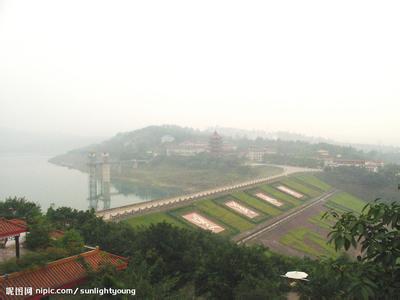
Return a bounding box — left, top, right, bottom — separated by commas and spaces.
161, 135, 175, 144
365, 161, 385, 172
166, 141, 208, 157
247, 150, 265, 162
325, 159, 384, 172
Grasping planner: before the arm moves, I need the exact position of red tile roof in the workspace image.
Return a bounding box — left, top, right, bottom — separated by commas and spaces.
0, 248, 128, 300
8, 219, 27, 227
0, 218, 28, 239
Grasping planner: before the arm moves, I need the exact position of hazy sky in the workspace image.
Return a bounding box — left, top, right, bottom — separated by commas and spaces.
1, 1, 399, 145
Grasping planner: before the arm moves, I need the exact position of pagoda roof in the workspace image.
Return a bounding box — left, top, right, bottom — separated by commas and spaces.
210, 131, 222, 139
0, 248, 128, 300
0, 218, 28, 239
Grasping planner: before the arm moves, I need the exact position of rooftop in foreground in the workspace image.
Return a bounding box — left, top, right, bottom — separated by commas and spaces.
0, 218, 28, 239
0, 248, 128, 300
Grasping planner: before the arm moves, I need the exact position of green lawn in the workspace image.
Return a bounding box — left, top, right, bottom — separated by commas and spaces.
306, 231, 337, 257
325, 192, 366, 213
259, 185, 301, 206
295, 174, 332, 192
308, 212, 334, 230
231, 191, 282, 216
125, 196, 267, 235
194, 199, 255, 232
125, 212, 188, 228
118, 164, 283, 195
125, 198, 258, 234
124, 175, 348, 241
280, 179, 321, 198
280, 227, 337, 257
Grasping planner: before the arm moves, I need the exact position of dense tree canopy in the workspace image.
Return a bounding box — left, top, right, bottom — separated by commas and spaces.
323, 200, 400, 298
0, 197, 41, 222
319, 166, 400, 203
292, 200, 400, 299
25, 216, 51, 250
1, 198, 400, 299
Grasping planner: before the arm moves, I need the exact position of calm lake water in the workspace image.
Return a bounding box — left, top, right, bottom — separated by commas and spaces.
0, 154, 170, 212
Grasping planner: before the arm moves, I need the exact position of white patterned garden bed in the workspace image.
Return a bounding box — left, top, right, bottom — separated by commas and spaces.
276, 185, 304, 198
182, 212, 225, 233
255, 192, 283, 207
225, 200, 259, 218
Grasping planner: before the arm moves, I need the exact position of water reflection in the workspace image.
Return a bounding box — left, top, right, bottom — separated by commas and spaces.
87, 153, 182, 211
88, 177, 183, 211
111, 179, 181, 199
0, 154, 181, 211
87, 153, 111, 211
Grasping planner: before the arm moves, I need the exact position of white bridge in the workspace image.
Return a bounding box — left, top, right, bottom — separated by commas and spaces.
96, 165, 320, 221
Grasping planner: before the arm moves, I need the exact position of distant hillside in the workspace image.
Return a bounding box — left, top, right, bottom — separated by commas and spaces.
208, 126, 400, 163
50, 125, 286, 193
49, 125, 206, 168
50, 124, 400, 170
206, 126, 335, 143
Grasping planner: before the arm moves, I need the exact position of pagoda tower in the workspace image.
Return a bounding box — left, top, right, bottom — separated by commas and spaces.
209, 131, 223, 157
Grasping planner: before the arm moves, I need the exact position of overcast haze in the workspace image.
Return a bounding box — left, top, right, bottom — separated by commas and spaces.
1, 1, 399, 145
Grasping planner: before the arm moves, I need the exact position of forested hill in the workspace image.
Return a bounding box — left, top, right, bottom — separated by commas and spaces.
49, 125, 400, 170
49, 125, 206, 168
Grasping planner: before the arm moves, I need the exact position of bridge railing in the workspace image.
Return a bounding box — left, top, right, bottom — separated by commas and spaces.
97, 172, 296, 221
98, 167, 321, 221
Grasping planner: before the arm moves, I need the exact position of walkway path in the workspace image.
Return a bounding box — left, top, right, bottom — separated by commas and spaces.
96, 164, 320, 221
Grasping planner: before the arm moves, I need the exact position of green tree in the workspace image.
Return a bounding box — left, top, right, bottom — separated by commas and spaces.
0, 252, 49, 274
61, 229, 85, 255
25, 217, 51, 250
323, 200, 400, 298
297, 255, 378, 300
46, 206, 98, 230
0, 197, 41, 222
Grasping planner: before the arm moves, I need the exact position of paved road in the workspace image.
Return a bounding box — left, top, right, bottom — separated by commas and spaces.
236, 189, 338, 244
96, 165, 321, 221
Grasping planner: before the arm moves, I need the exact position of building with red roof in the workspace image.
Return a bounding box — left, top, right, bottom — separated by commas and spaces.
209, 131, 223, 156
0, 218, 28, 258
0, 218, 27, 239
0, 248, 128, 299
